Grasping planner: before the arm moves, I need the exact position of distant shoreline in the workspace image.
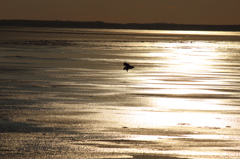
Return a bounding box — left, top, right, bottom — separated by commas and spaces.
1, 20, 240, 31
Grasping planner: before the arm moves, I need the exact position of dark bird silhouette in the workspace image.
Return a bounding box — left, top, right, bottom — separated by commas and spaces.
123, 62, 134, 72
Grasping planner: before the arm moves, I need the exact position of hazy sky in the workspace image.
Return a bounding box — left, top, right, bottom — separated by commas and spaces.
1, 0, 240, 25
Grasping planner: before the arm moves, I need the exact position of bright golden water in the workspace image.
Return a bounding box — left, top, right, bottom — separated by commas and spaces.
0, 28, 240, 158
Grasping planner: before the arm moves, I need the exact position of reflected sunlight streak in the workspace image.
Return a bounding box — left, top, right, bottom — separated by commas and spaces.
122, 39, 238, 129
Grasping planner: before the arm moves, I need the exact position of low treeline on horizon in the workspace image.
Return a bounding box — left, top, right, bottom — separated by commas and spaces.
1, 20, 240, 31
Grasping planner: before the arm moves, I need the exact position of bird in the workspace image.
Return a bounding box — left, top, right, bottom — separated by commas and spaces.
123, 62, 134, 72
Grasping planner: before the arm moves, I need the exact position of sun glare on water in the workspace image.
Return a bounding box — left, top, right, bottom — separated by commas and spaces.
122, 39, 236, 129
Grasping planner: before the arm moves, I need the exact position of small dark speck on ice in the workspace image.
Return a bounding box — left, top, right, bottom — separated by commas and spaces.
123, 62, 134, 72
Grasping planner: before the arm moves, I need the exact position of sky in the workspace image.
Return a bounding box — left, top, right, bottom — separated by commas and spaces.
1, 0, 240, 25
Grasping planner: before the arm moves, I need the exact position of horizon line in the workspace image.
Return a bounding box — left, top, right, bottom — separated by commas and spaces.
1, 19, 240, 26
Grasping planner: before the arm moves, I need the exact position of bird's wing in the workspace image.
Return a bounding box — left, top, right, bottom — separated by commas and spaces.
123, 62, 130, 67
